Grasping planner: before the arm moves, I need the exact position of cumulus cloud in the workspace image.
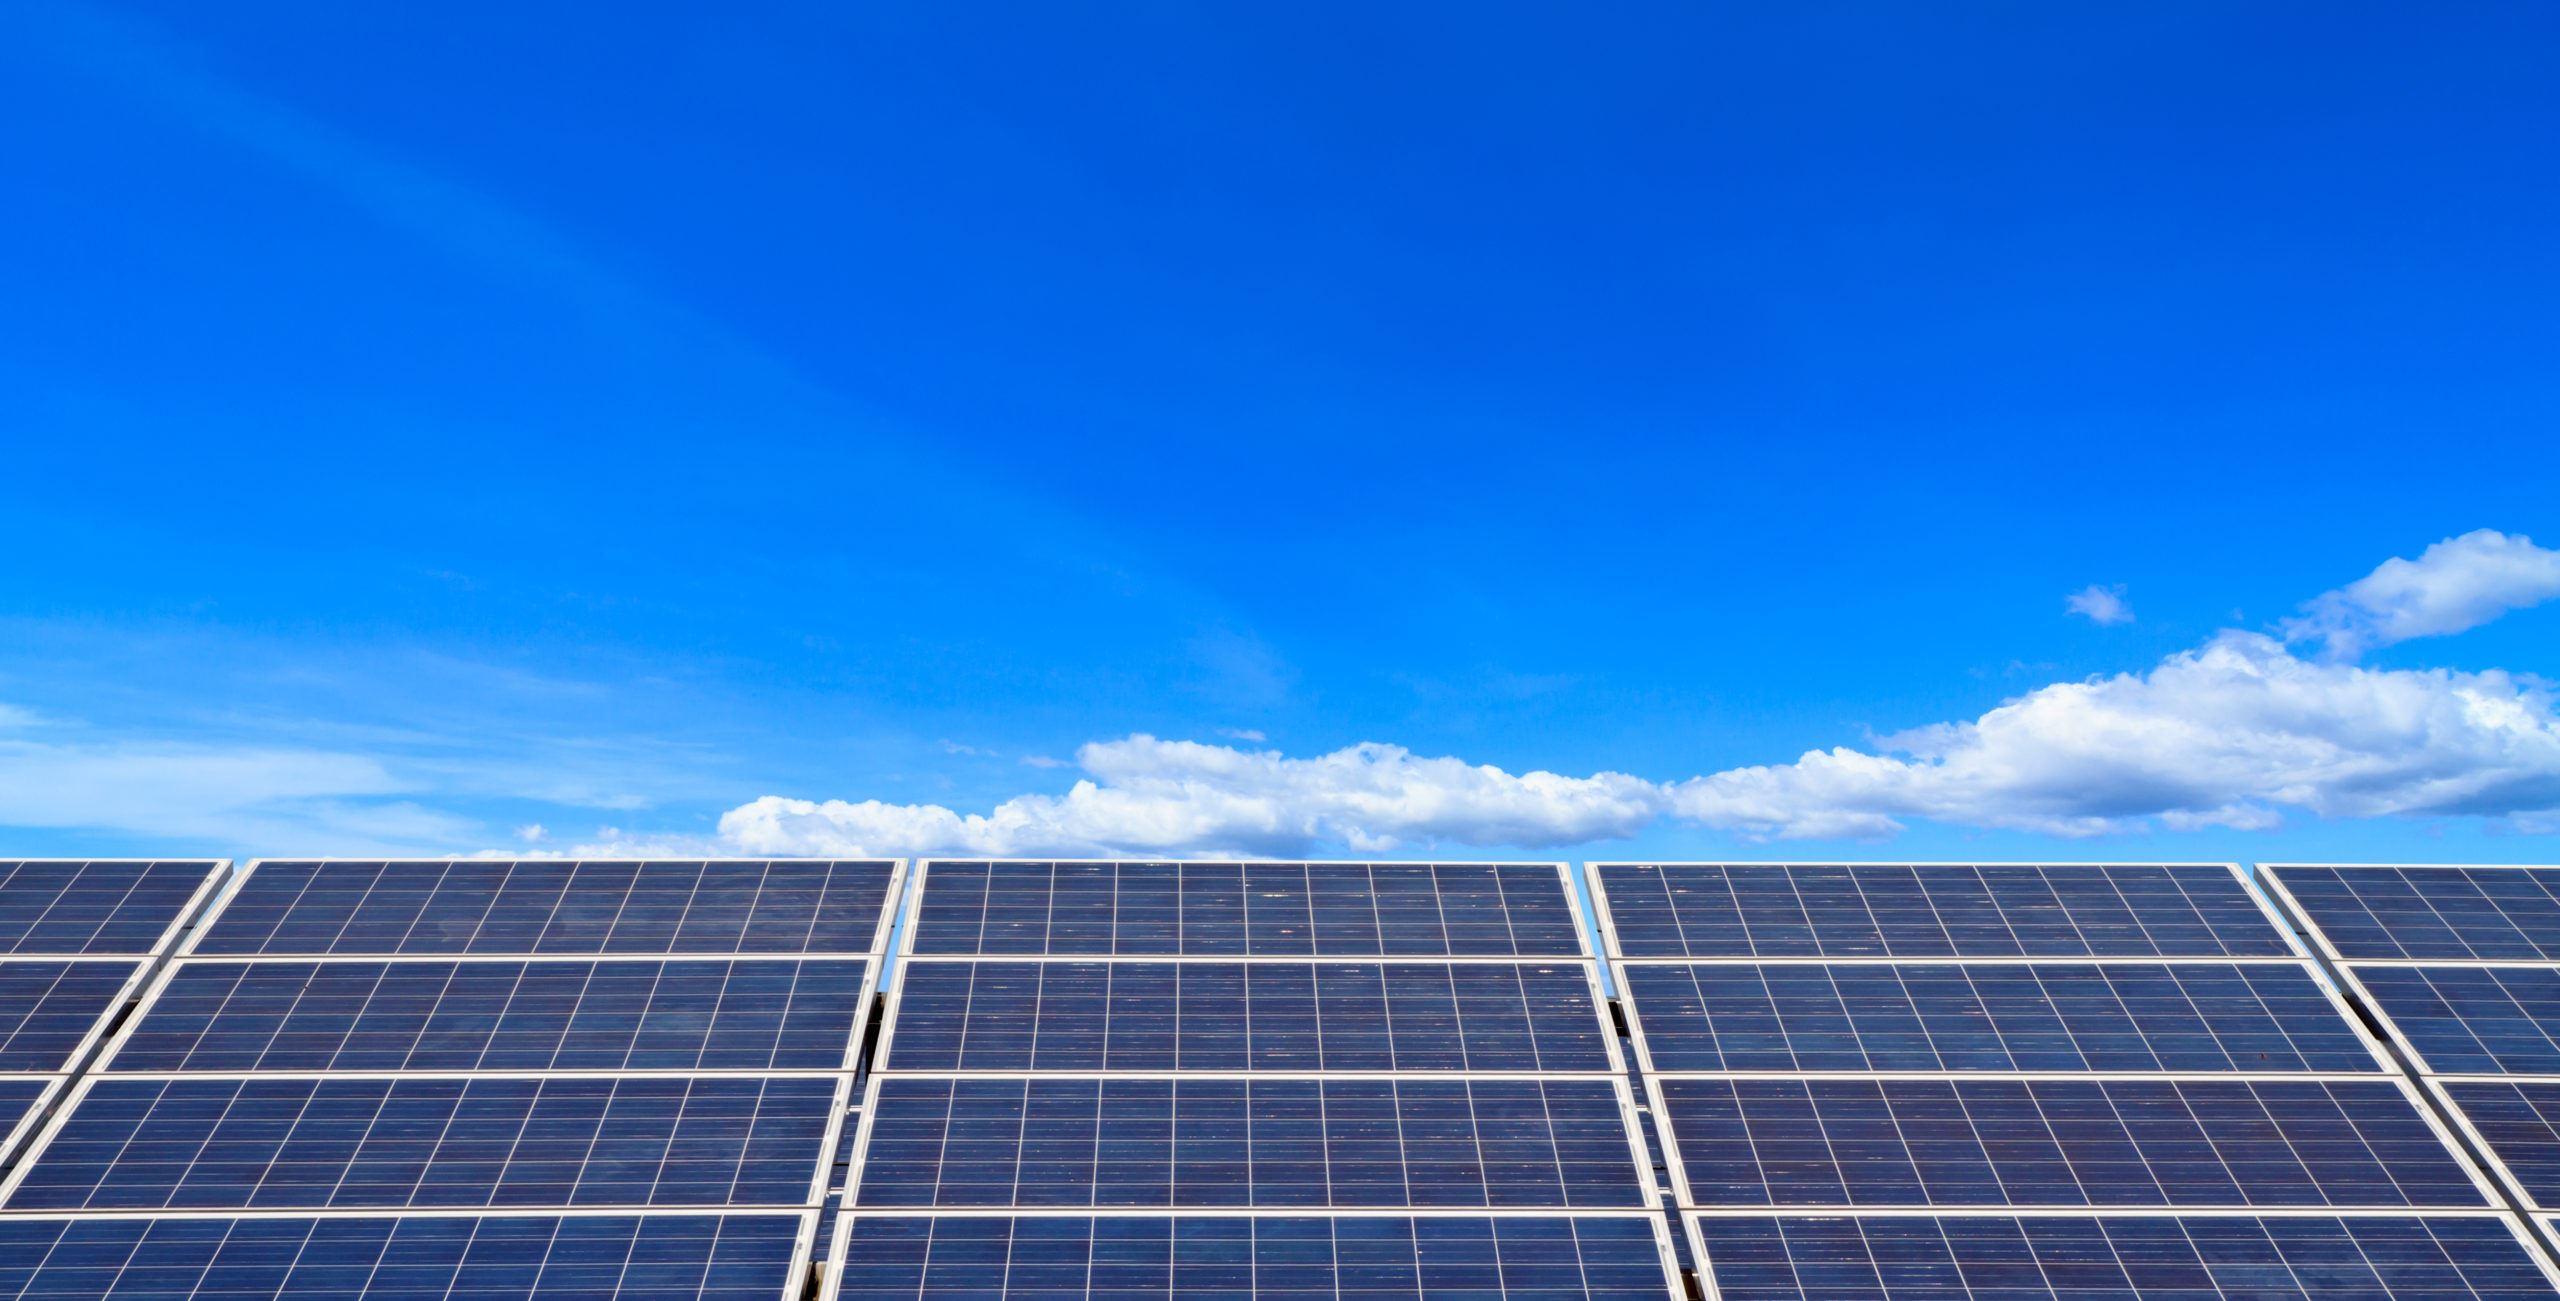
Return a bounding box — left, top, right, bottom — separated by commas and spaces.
2283, 529, 2560, 659
2065, 585, 2133, 625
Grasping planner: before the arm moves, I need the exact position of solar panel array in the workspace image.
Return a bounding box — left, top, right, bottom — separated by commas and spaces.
1593, 863, 2559, 1299
0, 859, 898, 1301
832, 860, 1680, 1300
2265, 863, 2560, 1267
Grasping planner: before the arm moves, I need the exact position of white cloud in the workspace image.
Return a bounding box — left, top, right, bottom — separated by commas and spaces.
0, 735, 475, 851
515, 823, 547, 843
2066, 585, 2133, 625
2284, 529, 2560, 658
1218, 728, 1268, 743
1018, 755, 1068, 769
717, 736, 1665, 858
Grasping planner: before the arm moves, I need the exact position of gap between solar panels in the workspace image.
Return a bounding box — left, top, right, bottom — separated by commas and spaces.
829, 860, 1687, 1301
1589, 862, 2560, 1301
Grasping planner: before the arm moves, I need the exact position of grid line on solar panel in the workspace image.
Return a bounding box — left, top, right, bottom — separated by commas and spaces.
2258, 863, 2560, 963
841, 1073, 1659, 1211
0, 860, 227, 957
96, 955, 878, 1075
874, 957, 1622, 1074
0, 1072, 851, 1213
1644, 1073, 2498, 1211
903, 859, 1590, 957
1679, 1210, 2560, 1301
1589, 862, 2295, 960
1615, 959, 2390, 1076
818, 1209, 1686, 1301
189, 859, 903, 957
0, 960, 150, 1075
2327, 962, 2560, 1077
0, 1209, 815, 1301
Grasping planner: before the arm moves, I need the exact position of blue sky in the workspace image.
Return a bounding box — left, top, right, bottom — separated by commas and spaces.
4, 2, 2557, 863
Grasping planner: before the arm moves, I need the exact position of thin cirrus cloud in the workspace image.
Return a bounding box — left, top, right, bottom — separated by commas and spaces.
701, 529, 2560, 856
2065, 584, 2133, 625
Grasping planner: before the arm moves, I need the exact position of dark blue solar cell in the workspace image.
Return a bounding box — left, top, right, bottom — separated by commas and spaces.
1597, 864, 2288, 958
196, 860, 897, 956
2439, 1082, 2560, 1210
110, 958, 868, 1072
1654, 1077, 2484, 1208
0, 1213, 805, 1299
834, 1215, 1675, 1300
885, 960, 1613, 1073
854, 1077, 1646, 1209
910, 861, 1586, 956
0, 861, 218, 955
2271, 866, 2560, 961
1623, 961, 2378, 1074
2351, 965, 2560, 1074
10, 1075, 840, 1211
0, 961, 141, 1072
1689, 1214, 2560, 1300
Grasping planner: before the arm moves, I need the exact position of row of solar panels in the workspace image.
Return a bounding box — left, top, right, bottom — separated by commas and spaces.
8, 859, 2560, 1299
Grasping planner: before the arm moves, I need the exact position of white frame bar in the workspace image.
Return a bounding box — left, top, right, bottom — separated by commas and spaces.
872, 954, 1626, 1076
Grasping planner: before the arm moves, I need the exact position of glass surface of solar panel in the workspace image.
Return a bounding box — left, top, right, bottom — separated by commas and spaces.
909, 861, 1585, 956
1687, 1214, 2560, 1300
2437, 1081, 2560, 1210
0, 961, 141, 1073
884, 960, 1613, 1073
830, 1214, 1675, 1300
1622, 961, 2378, 1074
2348, 965, 2560, 1075
0, 1077, 53, 1140
0, 1212, 807, 1299
854, 1076, 1645, 1209
2267, 865, 2560, 961
1597, 863, 2287, 958
1654, 1077, 2484, 1208
110, 959, 868, 1073
8, 1076, 840, 1211
0, 861, 218, 955
197, 859, 896, 956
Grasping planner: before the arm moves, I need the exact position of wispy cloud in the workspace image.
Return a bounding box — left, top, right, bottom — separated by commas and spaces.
2283, 529, 2560, 659
2065, 584, 2133, 625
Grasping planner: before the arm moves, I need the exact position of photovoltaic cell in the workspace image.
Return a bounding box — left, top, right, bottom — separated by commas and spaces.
2348, 965, 2560, 1075
1654, 1077, 2484, 1209
0, 961, 143, 1073
884, 961, 1613, 1073
0, 1213, 807, 1300
0, 861, 218, 955
196, 860, 897, 957
1622, 961, 2378, 1075
854, 1077, 1646, 1209
2267, 865, 2560, 961
109, 959, 869, 1073
0, 1078, 53, 1142
2439, 1082, 2560, 1210
830, 1214, 1676, 1301
1687, 1214, 2560, 1301
909, 861, 1585, 957
1596, 864, 2287, 959
7, 1076, 841, 1211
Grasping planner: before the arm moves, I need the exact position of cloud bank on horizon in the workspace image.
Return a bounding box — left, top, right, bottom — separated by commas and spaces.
690, 528, 2560, 858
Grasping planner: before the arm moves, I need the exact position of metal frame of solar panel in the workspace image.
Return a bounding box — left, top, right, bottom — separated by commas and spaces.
1589, 862, 2546, 1301
831, 859, 1683, 1300
2261, 863, 2560, 1269
5, 858, 906, 1301
0, 860, 228, 1177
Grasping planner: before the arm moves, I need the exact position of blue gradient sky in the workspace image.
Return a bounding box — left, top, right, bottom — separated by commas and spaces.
4, 3, 2556, 861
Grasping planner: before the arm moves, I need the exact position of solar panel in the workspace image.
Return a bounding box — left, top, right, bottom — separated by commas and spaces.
0, 1211, 812, 1299
0, 1077, 61, 1163
2260, 865, 2560, 961
103, 958, 873, 1074
1651, 1076, 2490, 1209
0, 961, 146, 1074
2344, 964, 2560, 1075
1592, 863, 2291, 959
1684, 1212, 2560, 1300
0, 860, 224, 955
192, 860, 901, 957
822, 1212, 1683, 1301
849, 1076, 1653, 1210
1620, 960, 2384, 1075
2, 1075, 846, 1212
880, 959, 1618, 1073
2435, 1081, 2560, 1212
906, 860, 1588, 957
